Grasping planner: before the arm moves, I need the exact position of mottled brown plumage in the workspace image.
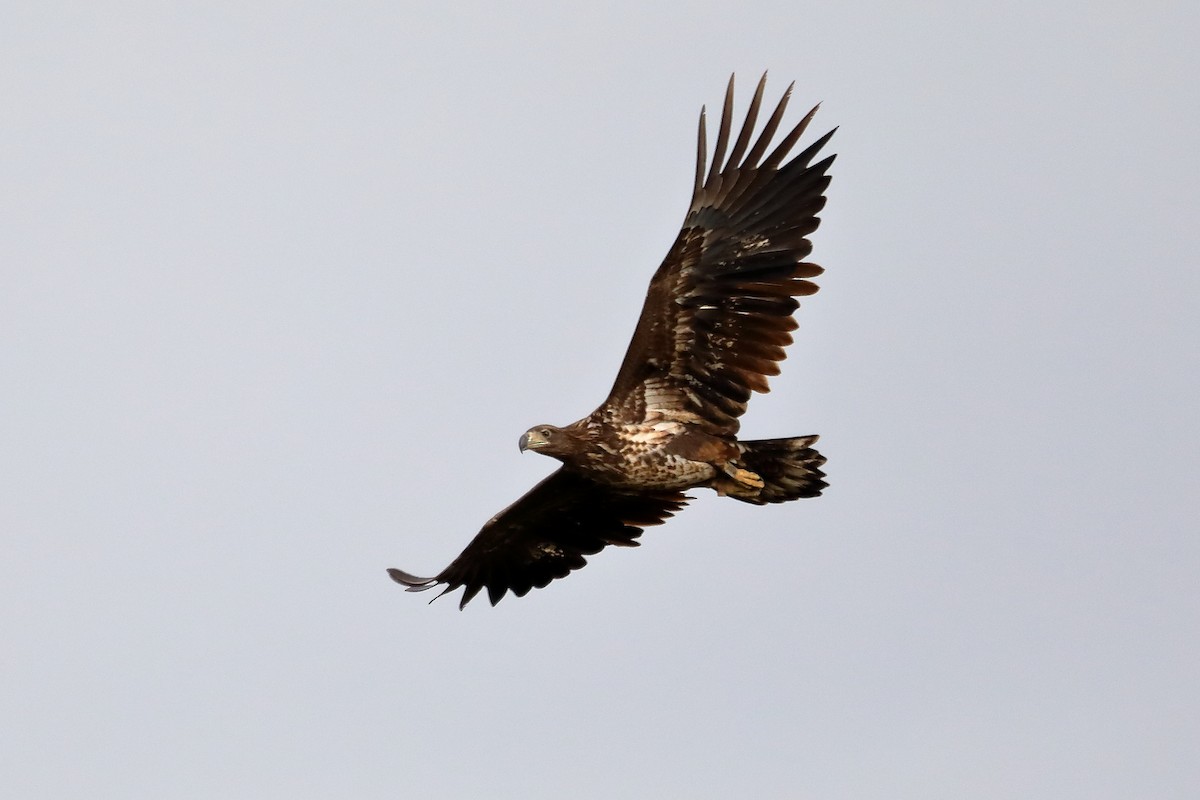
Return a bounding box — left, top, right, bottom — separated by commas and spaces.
389, 74, 835, 608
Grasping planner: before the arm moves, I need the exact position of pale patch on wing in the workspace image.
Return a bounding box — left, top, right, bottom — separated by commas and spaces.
736, 233, 773, 253
623, 421, 684, 445
642, 377, 681, 412
640, 378, 706, 426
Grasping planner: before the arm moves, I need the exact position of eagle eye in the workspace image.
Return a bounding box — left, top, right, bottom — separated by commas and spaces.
540, 428, 552, 438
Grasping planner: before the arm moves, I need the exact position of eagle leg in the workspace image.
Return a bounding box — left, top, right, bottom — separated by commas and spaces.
721, 462, 764, 490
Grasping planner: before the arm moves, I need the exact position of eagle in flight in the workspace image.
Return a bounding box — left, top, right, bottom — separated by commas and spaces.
389, 75, 835, 607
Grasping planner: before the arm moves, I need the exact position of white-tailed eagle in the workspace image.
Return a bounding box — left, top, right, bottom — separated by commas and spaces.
390, 75, 835, 607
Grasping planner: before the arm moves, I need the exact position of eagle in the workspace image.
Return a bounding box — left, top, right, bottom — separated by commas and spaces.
389, 74, 835, 608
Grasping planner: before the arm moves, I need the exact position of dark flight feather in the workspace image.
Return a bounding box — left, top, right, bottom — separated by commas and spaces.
605, 76, 835, 436
389, 470, 688, 609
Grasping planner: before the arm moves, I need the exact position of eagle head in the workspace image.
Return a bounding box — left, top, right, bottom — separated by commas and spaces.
518, 424, 574, 458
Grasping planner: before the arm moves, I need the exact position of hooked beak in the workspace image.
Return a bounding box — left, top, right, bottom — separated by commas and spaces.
519, 428, 550, 453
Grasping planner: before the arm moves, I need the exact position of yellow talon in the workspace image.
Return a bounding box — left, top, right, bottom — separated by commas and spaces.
723, 464, 764, 489
736, 469, 764, 489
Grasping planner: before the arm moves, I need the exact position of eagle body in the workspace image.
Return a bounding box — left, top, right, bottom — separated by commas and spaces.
390, 75, 836, 607
527, 416, 726, 492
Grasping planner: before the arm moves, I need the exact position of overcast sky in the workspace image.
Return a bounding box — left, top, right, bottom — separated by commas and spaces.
3, 2, 1197, 798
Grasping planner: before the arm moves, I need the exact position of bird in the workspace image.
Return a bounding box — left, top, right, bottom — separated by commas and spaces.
389, 74, 835, 608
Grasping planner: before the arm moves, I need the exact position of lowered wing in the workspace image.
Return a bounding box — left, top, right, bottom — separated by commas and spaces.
605, 74, 836, 436
388, 469, 690, 608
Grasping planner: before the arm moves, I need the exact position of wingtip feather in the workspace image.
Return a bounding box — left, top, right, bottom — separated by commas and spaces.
693, 105, 708, 199
387, 567, 438, 591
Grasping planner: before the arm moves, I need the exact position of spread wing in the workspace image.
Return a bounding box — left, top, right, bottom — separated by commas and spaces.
605, 74, 836, 436
388, 469, 690, 609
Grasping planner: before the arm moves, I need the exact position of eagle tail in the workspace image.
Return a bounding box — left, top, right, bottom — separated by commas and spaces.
729, 435, 827, 504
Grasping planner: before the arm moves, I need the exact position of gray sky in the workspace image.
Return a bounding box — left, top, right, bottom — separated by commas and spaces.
3, 2, 1197, 798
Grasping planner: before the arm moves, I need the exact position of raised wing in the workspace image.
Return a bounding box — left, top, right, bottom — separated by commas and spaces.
388, 469, 690, 608
605, 74, 836, 435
